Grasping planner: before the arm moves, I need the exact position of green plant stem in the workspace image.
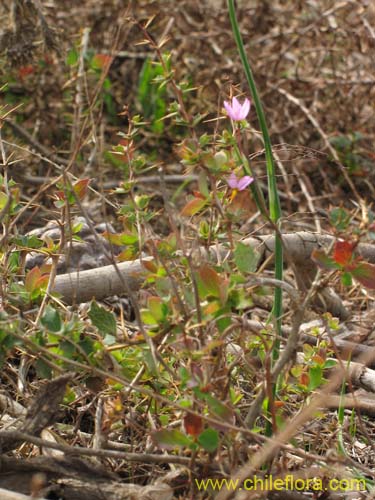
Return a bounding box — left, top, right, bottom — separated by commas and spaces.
228, 0, 284, 436
227, 0, 283, 349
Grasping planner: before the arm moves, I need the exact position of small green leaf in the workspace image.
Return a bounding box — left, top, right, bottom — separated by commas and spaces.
140, 309, 158, 326
234, 242, 259, 273
66, 47, 79, 66
102, 231, 138, 246
0, 192, 8, 210
198, 427, 219, 452
324, 359, 337, 368
40, 305, 62, 333
329, 207, 351, 231
341, 272, 352, 287
350, 261, 375, 289
88, 301, 117, 336
308, 365, 323, 390
103, 334, 116, 346
35, 358, 52, 379
198, 170, 209, 198
152, 429, 193, 450
214, 151, 227, 169
147, 296, 168, 323
203, 393, 234, 424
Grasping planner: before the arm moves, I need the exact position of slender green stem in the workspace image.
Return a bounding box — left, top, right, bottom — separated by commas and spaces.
227, 0, 283, 334
227, 0, 284, 432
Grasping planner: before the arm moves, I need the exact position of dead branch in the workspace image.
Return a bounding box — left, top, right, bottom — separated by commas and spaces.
0, 488, 48, 500
51, 231, 375, 305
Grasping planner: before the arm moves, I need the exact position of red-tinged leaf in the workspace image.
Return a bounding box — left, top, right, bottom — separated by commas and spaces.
198, 265, 221, 299
192, 190, 206, 199
333, 239, 355, 266
152, 429, 192, 450
219, 278, 229, 306
116, 138, 135, 162
34, 274, 49, 291
311, 249, 341, 270
274, 400, 285, 409
183, 413, 203, 438
203, 300, 221, 316
54, 190, 65, 201
147, 296, 167, 323
102, 231, 123, 246
73, 178, 90, 200
142, 259, 158, 273
92, 53, 113, 70
18, 65, 34, 79
40, 264, 52, 275
312, 354, 325, 366
43, 54, 54, 66
25, 267, 42, 293
350, 261, 375, 289
180, 196, 207, 216
299, 372, 309, 387
102, 231, 138, 246
117, 247, 138, 261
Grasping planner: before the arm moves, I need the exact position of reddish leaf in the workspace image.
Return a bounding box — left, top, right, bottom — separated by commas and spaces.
142, 259, 158, 273
18, 65, 34, 79
332, 239, 355, 266
274, 400, 285, 409
311, 249, 341, 270
180, 196, 207, 216
114, 138, 135, 162
25, 267, 49, 294
350, 262, 375, 289
183, 413, 203, 438
117, 247, 139, 261
40, 264, 52, 275
54, 190, 65, 201
25, 267, 42, 293
35, 274, 49, 289
73, 178, 90, 200
192, 191, 206, 200
92, 53, 113, 70
299, 372, 309, 387
198, 265, 221, 299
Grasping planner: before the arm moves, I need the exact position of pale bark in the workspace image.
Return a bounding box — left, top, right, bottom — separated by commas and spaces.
52, 232, 375, 305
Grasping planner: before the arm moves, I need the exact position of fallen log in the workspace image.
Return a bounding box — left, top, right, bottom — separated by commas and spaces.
51, 231, 375, 305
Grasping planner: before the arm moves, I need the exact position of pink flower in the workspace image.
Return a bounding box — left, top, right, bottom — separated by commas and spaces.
227, 172, 253, 191
224, 96, 251, 121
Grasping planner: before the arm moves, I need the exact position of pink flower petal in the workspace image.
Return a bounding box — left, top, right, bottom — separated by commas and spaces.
227, 172, 239, 189
237, 175, 253, 191
240, 98, 250, 119
224, 96, 251, 121
231, 97, 241, 117
223, 100, 233, 117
